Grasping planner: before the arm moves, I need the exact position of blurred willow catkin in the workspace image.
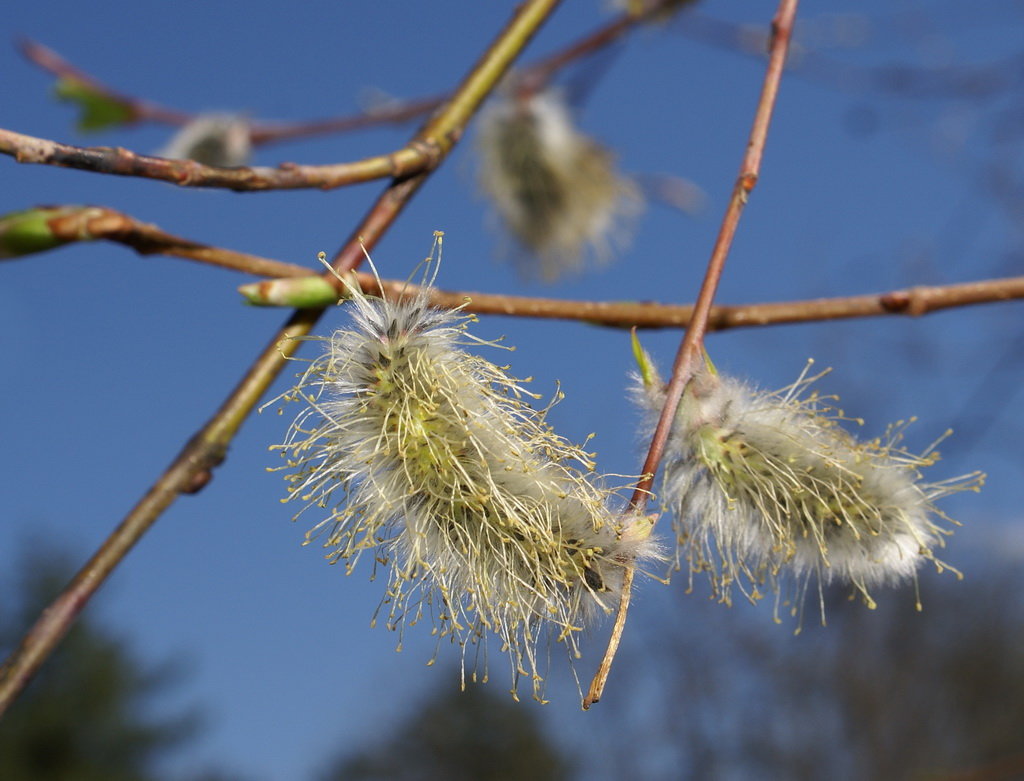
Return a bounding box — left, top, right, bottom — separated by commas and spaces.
476, 88, 641, 282
159, 113, 251, 167
271, 240, 657, 699
631, 338, 984, 623
614, 0, 700, 23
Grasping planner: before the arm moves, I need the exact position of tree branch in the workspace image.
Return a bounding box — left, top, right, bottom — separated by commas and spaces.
0, 0, 563, 719
18, 1, 682, 147
17, 38, 193, 127
584, 0, 800, 710
239, 265, 1024, 327
5, 205, 1021, 329
0, 127, 439, 190
18, 37, 448, 142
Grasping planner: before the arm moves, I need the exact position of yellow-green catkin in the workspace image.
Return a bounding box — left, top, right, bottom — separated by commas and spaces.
273, 247, 656, 699
631, 344, 984, 623
476, 88, 640, 282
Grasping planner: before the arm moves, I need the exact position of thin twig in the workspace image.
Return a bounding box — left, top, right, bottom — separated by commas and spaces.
242, 270, 1024, 327
247, 95, 450, 145
516, 10, 635, 95
17, 1, 683, 147
584, 0, 799, 709
16, 38, 194, 127
0, 0, 563, 719
678, 13, 1021, 100
8, 204, 1023, 327
18, 36, 448, 141
0, 127, 438, 191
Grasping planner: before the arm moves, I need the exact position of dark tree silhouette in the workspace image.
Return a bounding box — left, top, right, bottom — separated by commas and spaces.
322, 680, 573, 781
596, 567, 1024, 781
0, 547, 198, 781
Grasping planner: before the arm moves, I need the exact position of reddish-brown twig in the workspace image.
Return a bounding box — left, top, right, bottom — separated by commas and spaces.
0, 0, 563, 720
583, 0, 799, 709
10, 204, 1023, 328
247, 95, 450, 145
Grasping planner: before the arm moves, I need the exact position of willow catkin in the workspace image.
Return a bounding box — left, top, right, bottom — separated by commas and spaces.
631, 340, 983, 623
159, 113, 251, 167
476, 88, 640, 282
273, 248, 656, 699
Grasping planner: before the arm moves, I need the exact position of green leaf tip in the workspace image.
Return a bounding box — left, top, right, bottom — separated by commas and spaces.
702, 347, 719, 377
239, 277, 341, 308
53, 77, 135, 132
630, 328, 658, 388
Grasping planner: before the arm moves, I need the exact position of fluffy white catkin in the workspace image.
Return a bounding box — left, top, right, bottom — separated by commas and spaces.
631, 342, 983, 623
273, 252, 656, 699
476, 88, 640, 282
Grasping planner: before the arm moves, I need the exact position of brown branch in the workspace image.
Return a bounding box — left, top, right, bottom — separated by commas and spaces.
247, 94, 450, 145
584, 0, 799, 710
3, 206, 311, 279
315, 275, 1024, 326
10, 205, 1023, 327
0, 127, 438, 191
0, 0, 563, 720
243, 267, 1024, 328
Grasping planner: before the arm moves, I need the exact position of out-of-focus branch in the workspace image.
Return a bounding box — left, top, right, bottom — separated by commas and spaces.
17, 38, 194, 127
247, 95, 450, 145
679, 13, 1020, 99
5, 205, 1021, 328
18, 37, 448, 142
514, 9, 635, 96
936, 751, 1024, 781
14, 0, 687, 153
584, 0, 800, 710
0, 0, 563, 720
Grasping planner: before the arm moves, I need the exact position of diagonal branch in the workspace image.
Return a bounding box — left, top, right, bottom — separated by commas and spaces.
584, 0, 800, 709
0, 0, 563, 720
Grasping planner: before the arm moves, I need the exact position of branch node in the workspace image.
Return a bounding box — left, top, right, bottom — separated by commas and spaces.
879, 291, 911, 313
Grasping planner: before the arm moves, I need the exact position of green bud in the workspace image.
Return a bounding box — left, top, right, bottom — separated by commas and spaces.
0, 207, 87, 259
239, 277, 341, 308
630, 329, 659, 388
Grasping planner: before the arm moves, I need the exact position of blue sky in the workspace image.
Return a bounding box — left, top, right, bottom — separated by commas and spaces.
3, 2, 1023, 778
